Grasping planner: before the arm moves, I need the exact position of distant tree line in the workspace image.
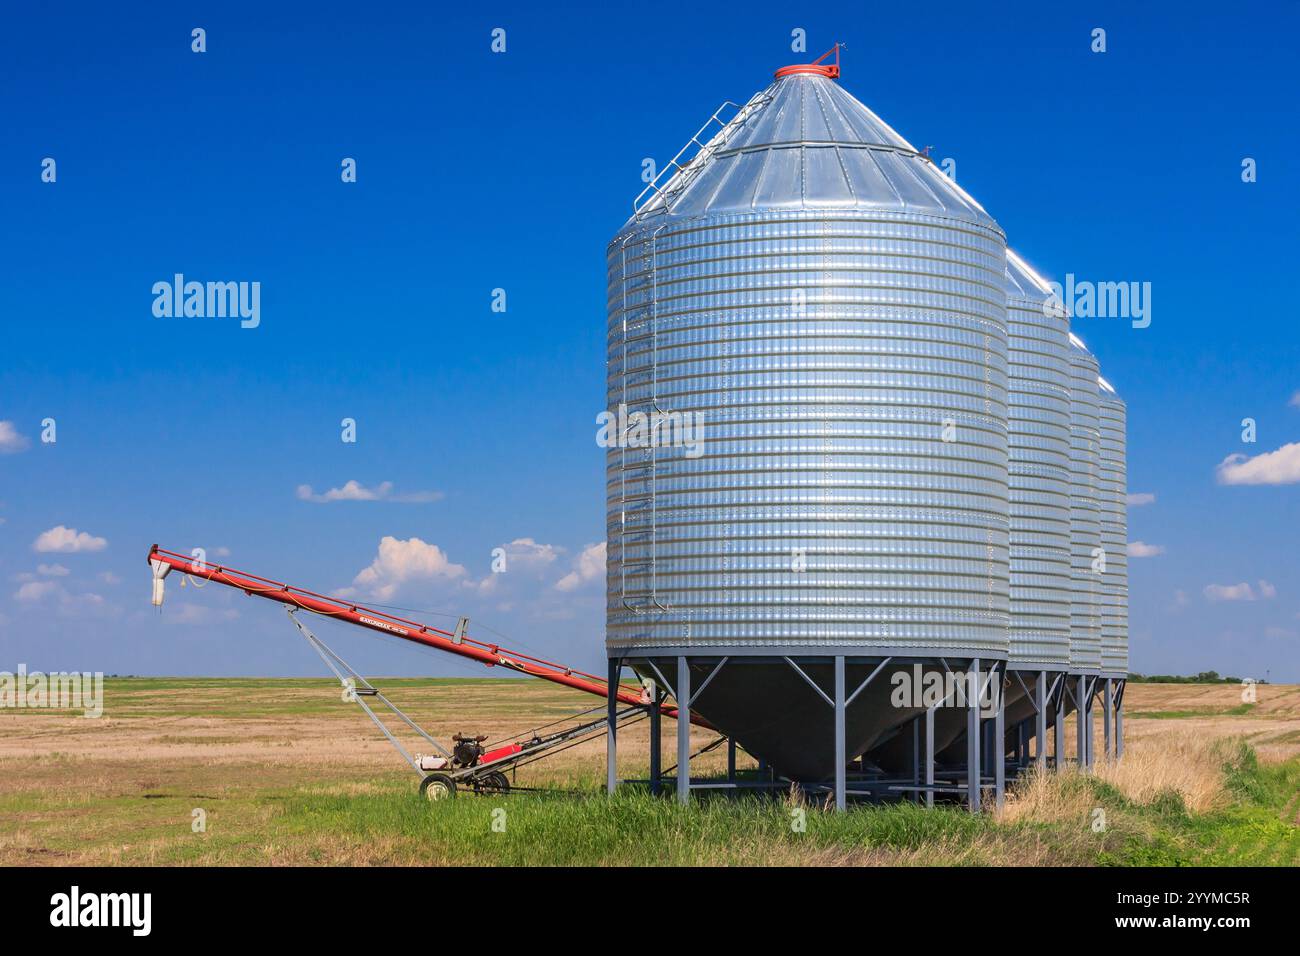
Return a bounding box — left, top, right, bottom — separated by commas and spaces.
1126, 671, 1262, 684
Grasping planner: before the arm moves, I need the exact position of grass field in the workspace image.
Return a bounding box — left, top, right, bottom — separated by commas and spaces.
1, 678, 1297, 866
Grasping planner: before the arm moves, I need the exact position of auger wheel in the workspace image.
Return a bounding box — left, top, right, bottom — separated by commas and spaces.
419, 772, 456, 801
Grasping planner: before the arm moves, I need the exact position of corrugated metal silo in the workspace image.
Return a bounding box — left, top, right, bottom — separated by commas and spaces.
1005, 252, 1072, 671
605, 62, 1010, 780
1066, 335, 1103, 674
887, 251, 1075, 771
1097, 381, 1128, 676
876, 250, 1073, 772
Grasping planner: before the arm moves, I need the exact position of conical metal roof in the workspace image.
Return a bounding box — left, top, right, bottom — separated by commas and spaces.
721, 72, 915, 152
632, 72, 997, 228
1005, 249, 1055, 302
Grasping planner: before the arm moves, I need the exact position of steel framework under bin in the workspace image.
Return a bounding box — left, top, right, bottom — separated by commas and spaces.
1005, 670, 1127, 776
605, 656, 1126, 812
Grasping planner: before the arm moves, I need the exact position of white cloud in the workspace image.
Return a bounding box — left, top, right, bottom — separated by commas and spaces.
0, 421, 30, 454
555, 542, 606, 592
11, 578, 115, 618
1127, 541, 1165, 558
33, 526, 108, 553
1204, 580, 1276, 603
296, 480, 442, 504
298, 480, 390, 502
1126, 492, 1156, 506
14, 580, 60, 602
1216, 442, 1300, 486
37, 563, 70, 577
343, 536, 467, 600
468, 538, 565, 596
1204, 582, 1254, 602
99, 571, 122, 585
1289, 390, 1300, 409
498, 538, 561, 572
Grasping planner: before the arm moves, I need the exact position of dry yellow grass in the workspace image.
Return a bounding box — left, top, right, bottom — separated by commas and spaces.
1091, 730, 1227, 813
1042, 681, 1300, 768
997, 767, 1097, 824
999, 729, 1227, 827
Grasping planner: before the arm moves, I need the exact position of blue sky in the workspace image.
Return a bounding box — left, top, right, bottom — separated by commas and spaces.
1, 1, 1297, 681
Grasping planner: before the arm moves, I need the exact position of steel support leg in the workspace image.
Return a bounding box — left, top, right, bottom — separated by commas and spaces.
1075, 675, 1088, 771
1081, 681, 1092, 770
834, 655, 846, 812
1035, 671, 1047, 771
911, 716, 921, 804
676, 656, 691, 805
727, 737, 736, 783
1116, 681, 1125, 759
925, 706, 935, 808
607, 658, 619, 795
1054, 681, 1065, 768
649, 683, 662, 796
1103, 677, 1113, 761
967, 658, 982, 812
994, 669, 1005, 810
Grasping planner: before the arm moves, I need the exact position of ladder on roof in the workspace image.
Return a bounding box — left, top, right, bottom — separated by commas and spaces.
631, 88, 773, 220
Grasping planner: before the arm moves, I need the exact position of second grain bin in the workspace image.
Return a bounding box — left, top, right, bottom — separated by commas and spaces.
993, 251, 1074, 753
1067, 335, 1104, 675
1005, 252, 1072, 673
874, 250, 1071, 772
605, 55, 1010, 780
1097, 380, 1128, 677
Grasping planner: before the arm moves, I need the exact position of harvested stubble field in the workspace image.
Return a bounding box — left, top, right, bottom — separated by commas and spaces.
1, 678, 1297, 866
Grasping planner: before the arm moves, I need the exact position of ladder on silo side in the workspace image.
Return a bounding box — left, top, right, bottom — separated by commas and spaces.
617, 226, 668, 614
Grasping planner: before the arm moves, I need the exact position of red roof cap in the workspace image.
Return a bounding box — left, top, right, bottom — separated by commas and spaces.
775, 43, 841, 80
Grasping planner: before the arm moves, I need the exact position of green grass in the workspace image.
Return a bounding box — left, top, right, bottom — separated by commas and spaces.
1126, 704, 1256, 720
250, 743, 1300, 867
7, 746, 1296, 866
1098, 742, 1300, 866
264, 787, 996, 866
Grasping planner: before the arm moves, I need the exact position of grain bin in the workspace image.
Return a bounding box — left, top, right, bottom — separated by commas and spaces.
872, 250, 1071, 772
1067, 335, 1103, 674
878, 248, 1071, 770
605, 54, 1010, 781
1097, 380, 1128, 677
986, 251, 1074, 759
1004, 252, 1072, 673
